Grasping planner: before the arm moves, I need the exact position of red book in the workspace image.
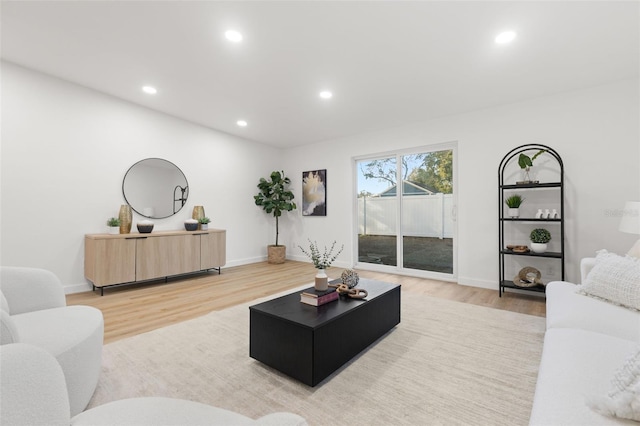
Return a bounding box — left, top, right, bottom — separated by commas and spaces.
300, 287, 339, 306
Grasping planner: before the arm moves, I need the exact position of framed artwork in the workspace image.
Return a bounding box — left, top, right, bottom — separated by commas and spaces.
302, 169, 326, 216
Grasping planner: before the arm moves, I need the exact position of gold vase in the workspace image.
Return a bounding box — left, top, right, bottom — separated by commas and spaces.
192, 206, 205, 230
118, 205, 132, 234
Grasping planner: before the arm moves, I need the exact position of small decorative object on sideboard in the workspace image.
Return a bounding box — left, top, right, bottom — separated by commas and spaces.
106, 217, 120, 235
118, 204, 132, 234
198, 217, 211, 231
530, 228, 551, 253
192, 205, 205, 223
299, 239, 344, 291
184, 219, 198, 231
505, 194, 525, 218
136, 220, 154, 234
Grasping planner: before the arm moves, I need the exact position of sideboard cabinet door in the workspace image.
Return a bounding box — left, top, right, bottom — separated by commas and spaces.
85, 237, 136, 286
136, 235, 200, 281
200, 230, 226, 270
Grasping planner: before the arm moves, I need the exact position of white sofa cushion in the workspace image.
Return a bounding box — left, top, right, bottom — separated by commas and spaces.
577, 250, 640, 311
529, 328, 638, 426
545, 281, 640, 343
12, 305, 104, 416
588, 347, 640, 422
0, 343, 71, 426
71, 397, 308, 426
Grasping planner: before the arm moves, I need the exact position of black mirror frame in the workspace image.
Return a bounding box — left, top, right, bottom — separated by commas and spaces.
122, 158, 189, 219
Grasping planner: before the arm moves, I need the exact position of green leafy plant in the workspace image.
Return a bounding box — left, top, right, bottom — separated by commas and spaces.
107, 217, 121, 227
198, 217, 211, 224
505, 194, 525, 208
518, 149, 547, 169
530, 228, 551, 243
254, 170, 297, 246
299, 239, 344, 269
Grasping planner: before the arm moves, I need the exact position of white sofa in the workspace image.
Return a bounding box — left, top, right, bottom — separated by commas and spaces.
529, 257, 640, 425
0, 266, 104, 416
1, 342, 308, 426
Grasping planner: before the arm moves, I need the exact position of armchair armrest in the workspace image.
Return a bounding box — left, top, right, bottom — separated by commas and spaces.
580, 257, 596, 284
0, 267, 66, 315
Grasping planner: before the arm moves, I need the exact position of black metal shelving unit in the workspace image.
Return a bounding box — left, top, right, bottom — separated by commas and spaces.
498, 144, 564, 297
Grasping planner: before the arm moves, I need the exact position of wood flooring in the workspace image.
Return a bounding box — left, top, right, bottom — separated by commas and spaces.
66, 261, 546, 344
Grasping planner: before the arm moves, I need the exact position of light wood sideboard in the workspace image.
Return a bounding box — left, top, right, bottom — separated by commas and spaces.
85, 229, 226, 295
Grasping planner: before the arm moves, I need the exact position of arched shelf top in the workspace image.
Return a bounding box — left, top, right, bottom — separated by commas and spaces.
498, 143, 564, 187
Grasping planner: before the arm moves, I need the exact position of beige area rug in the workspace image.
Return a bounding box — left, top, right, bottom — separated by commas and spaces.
89, 289, 546, 426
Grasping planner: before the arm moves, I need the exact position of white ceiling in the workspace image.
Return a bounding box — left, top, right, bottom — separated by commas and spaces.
2, 1, 638, 148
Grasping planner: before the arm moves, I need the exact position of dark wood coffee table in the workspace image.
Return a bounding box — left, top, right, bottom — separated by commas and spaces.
249, 279, 400, 386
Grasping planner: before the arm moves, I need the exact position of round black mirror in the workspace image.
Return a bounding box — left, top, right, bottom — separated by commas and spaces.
122, 158, 189, 219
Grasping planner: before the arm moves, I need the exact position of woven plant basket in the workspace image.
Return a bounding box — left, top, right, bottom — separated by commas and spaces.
268, 245, 286, 264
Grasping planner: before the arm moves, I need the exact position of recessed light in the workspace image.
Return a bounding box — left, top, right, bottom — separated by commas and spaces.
319, 91, 333, 99
495, 31, 517, 44
225, 30, 243, 43
142, 86, 157, 95
237, 120, 248, 127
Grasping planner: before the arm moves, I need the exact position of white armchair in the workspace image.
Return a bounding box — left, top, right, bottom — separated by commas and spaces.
1, 343, 308, 426
0, 267, 104, 416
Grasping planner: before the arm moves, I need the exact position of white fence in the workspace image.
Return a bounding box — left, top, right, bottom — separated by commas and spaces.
358, 194, 454, 238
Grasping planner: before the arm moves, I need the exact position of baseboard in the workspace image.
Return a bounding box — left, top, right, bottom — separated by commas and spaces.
457, 276, 497, 290
64, 282, 93, 295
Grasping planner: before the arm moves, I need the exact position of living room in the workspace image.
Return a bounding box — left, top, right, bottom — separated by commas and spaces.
1, 1, 639, 425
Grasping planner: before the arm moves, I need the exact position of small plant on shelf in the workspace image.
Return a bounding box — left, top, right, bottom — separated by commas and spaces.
518, 149, 547, 170
530, 228, 551, 243
106, 217, 121, 227
518, 149, 547, 183
505, 194, 525, 208
198, 217, 210, 224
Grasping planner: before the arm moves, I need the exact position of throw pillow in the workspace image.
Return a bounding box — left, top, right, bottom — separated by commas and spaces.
588, 347, 640, 422
577, 249, 640, 311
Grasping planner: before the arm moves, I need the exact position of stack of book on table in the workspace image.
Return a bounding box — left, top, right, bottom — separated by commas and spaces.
300, 287, 338, 306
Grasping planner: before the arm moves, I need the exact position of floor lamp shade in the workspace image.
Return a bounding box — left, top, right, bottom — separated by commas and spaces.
619, 201, 640, 258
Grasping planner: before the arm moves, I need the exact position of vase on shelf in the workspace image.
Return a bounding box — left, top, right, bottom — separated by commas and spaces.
118, 205, 132, 234
508, 208, 520, 218
315, 268, 328, 291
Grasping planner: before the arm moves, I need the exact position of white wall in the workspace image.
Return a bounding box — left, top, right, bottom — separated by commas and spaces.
282, 78, 640, 288
1, 61, 282, 292
2, 61, 638, 293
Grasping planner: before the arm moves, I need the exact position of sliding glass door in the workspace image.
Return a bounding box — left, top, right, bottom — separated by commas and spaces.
356, 144, 456, 279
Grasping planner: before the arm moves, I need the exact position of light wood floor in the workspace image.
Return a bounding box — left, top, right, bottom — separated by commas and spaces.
67, 261, 546, 344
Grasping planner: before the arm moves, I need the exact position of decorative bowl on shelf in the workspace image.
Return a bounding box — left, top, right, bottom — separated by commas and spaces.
137, 220, 154, 234
184, 219, 198, 231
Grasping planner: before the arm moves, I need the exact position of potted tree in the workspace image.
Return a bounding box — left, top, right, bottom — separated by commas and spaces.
254, 170, 297, 264
530, 228, 551, 253
505, 194, 525, 218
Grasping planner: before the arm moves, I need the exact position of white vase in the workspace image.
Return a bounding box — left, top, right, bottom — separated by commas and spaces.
315, 268, 328, 291
530, 242, 547, 253
201, 224, 208, 230
108, 226, 120, 235
508, 208, 520, 218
